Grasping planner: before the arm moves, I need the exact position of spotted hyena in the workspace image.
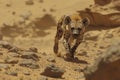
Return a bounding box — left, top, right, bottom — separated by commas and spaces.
53, 13, 90, 58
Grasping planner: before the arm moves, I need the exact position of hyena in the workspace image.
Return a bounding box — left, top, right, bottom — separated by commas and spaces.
53, 13, 90, 58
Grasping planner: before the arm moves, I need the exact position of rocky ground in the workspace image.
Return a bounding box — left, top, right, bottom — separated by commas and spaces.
0, 0, 120, 80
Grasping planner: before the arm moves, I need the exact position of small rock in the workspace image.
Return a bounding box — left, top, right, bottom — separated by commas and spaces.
24, 71, 30, 75
96, 50, 103, 55
21, 51, 39, 61
0, 41, 14, 49
25, 0, 34, 5
41, 64, 65, 78
75, 74, 85, 80
0, 64, 9, 69
4, 58, 18, 64
6, 71, 18, 76
8, 52, 20, 57
41, 52, 47, 56
105, 34, 113, 38
8, 47, 20, 53
19, 59, 39, 69
85, 31, 101, 41
19, 18, 25, 24
20, 11, 32, 20
29, 47, 38, 53
47, 57, 56, 63
93, 43, 98, 47
74, 67, 82, 72
99, 45, 106, 49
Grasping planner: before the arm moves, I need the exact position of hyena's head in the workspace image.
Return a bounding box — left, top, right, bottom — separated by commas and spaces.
64, 14, 90, 36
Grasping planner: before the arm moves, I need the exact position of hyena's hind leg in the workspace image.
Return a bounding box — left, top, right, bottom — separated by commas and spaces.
53, 25, 63, 55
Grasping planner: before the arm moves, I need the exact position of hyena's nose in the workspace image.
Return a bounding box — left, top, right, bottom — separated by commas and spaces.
71, 27, 81, 37
72, 28, 80, 35
72, 29, 80, 35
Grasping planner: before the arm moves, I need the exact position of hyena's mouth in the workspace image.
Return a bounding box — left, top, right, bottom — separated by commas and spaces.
71, 28, 80, 38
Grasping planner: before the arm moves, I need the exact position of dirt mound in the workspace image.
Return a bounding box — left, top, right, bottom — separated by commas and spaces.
112, 0, 120, 11
84, 40, 120, 80
94, 0, 112, 6
77, 9, 120, 31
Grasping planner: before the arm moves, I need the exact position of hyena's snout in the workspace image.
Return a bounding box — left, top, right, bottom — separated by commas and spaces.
71, 28, 81, 36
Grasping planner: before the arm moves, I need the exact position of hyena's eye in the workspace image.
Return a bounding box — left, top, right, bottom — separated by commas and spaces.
71, 27, 75, 30
77, 28, 82, 31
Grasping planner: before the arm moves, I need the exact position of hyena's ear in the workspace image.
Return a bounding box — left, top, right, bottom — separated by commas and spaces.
64, 16, 71, 25
82, 17, 90, 26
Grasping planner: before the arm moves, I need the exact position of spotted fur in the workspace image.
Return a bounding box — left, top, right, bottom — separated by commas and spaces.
53, 13, 90, 58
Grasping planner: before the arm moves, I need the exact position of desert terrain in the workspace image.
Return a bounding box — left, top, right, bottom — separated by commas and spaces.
0, 0, 120, 80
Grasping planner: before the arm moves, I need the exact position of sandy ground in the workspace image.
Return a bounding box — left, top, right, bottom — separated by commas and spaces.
0, 0, 120, 80
0, 0, 94, 53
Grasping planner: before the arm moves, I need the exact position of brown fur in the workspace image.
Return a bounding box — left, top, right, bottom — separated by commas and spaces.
53, 13, 89, 58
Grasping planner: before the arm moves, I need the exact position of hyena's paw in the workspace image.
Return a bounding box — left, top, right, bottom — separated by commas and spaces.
70, 49, 76, 58
53, 44, 58, 54
66, 50, 75, 59
66, 53, 72, 58
56, 52, 62, 57
65, 53, 75, 60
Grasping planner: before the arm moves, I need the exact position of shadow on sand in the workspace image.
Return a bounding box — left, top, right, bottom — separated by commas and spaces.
64, 57, 88, 64
1, 14, 56, 38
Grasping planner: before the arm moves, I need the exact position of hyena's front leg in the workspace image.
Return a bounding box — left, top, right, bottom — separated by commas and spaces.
62, 31, 72, 58
63, 39, 74, 59
63, 39, 71, 54
53, 27, 63, 54
70, 37, 83, 58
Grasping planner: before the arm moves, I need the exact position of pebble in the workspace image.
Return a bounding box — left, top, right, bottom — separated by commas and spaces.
19, 59, 39, 69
